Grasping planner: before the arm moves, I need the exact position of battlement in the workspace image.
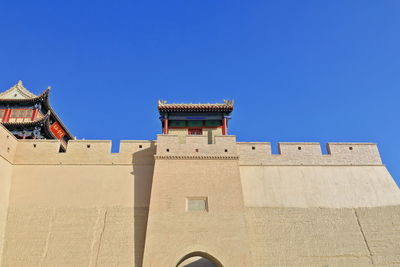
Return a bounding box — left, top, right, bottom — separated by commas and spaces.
238, 142, 382, 165
0, 125, 383, 165
155, 134, 237, 158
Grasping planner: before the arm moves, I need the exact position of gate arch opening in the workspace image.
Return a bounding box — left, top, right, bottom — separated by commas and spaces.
176, 251, 223, 267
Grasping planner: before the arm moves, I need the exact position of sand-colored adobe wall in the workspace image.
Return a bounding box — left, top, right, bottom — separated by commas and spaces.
0, 125, 17, 264
240, 165, 400, 208
0, 126, 156, 266
2, 164, 146, 266
143, 135, 251, 266
245, 205, 400, 266
238, 141, 382, 165
0, 157, 12, 266
1, 125, 400, 266
1, 164, 153, 266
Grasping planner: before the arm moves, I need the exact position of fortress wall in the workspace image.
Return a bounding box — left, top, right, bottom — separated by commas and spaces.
1, 131, 156, 266
143, 159, 251, 267
279, 142, 322, 155
11, 139, 157, 165
9, 135, 382, 166
143, 134, 251, 266
356, 206, 400, 265
244, 206, 400, 266
2, 162, 154, 266
119, 140, 155, 153
67, 140, 112, 153
0, 126, 17, 264
240, 166, 400, 208
0, 156, 12, 265
238, 142, 382, 165
1, 128, 399, 266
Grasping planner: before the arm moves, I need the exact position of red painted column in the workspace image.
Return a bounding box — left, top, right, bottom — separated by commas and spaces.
222, 117, 227, 135
3, 109, 11, 122
30, 109, 38, 121
164, 118, 169, 134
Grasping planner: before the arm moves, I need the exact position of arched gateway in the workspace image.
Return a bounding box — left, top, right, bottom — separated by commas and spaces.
176, 251, 223, 267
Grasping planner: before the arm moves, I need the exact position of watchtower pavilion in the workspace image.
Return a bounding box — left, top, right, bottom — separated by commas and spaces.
157, 100, 233, 143
0, 81, 73, 150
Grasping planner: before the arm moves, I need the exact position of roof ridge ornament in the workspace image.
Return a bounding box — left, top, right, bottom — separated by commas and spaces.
223, 99, 234, 106
158, 99, 167, 105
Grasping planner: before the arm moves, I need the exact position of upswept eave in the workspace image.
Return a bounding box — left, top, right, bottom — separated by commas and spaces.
43, 100, 74, 140
0, 87, 50, 103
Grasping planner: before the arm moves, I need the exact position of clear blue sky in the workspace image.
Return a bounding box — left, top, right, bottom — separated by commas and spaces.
1, 1, 399, 185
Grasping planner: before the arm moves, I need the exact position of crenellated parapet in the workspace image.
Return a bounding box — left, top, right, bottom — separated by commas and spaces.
0, 124, 383, 166
238, 142, 382, 165
155, 135, 382, 165
155, 134, 238, 159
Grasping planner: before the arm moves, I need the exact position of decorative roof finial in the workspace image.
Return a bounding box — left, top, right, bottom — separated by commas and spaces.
158, 99, 167, 105
223, 99, 234, 106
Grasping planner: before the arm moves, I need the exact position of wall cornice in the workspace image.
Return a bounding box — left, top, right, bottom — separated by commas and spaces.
154, 155, 239, 160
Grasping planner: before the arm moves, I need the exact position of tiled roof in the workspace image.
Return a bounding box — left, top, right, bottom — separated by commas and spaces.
0, 80, 37, 99
0, 87, 49, 103
0, 84, 73, 140
158, 100, 234, 112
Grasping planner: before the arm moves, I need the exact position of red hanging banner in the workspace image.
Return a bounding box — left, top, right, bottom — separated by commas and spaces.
50, 122, 66, 140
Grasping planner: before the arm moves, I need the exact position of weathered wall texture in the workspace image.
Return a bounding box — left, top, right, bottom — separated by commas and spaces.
240, 166, 400, 208
245, 206, 400, 266
143, 159, 251, 267
0, 126, 156, 266
0, 125, 399, 266
0, 124, 17, 264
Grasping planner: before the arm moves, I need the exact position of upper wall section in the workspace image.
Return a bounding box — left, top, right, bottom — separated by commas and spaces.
155, 134, 238, 159
11, 140, 156, 165
155, 135, 382, 165
238, 142, 382, 165
0, 123, 383, 166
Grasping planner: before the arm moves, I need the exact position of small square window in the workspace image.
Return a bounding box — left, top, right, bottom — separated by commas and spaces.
186, 197, 208, 212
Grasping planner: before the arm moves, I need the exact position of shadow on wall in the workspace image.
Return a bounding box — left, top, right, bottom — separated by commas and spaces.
178, 257, 218, 267
176, 252, 223, 267
131, 143, 156, 267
